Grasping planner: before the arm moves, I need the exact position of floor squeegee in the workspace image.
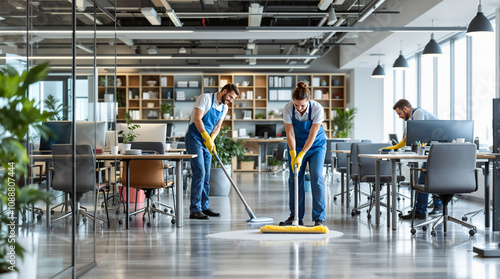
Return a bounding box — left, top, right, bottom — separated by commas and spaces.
260, 165, 329, 234
213, 152, 274, 223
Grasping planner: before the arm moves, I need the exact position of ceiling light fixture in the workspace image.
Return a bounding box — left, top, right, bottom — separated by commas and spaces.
147, 46, 158, 55
178, 47, 186, 54
327, 6, 337, 26
371, 53, 386, 78
422, 33, 442, 57
158, 0, 183, 27
317, 0, 333, 11
141, 7, 162, 26
358, 0, 386, 22
76, 43, 93, 54
248, 3, 263, 27
466, 0, 494, 36
393, 41, 409, 70
0, 16, 5, 21
422, 20, 443, 57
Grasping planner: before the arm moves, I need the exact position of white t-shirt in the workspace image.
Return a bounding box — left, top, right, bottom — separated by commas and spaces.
411, 108, 439, 120
283, 100, 324, 124
186, 93, 228, 131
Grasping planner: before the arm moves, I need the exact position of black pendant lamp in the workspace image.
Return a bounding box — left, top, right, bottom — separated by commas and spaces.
423, 33, 442, 57
466, 0, 494, 36
393, 41, 409, 70
371, 53, 385, 78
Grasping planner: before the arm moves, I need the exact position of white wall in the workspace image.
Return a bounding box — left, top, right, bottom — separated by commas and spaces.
351, 68, 385, 142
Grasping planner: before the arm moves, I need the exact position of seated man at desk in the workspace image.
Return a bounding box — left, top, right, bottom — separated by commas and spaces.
384, 99, 442, 219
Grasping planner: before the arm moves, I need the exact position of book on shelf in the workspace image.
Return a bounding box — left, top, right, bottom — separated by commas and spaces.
160, 77, 167, 87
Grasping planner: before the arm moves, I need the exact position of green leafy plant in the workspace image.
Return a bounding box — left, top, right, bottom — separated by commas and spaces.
255, 113, 265, 119
0, 63, 54, 274
43, 94, 69, 120
161, 102, 173, 114
118, 113, 140, 144
211, 126, 245, 168
268, 111, 274, 116
332, 107, 357, 138
267, 157, 280, 167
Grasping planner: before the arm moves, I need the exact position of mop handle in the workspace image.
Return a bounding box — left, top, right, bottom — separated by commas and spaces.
293, 164, 299, 226
213, 152, 257, 219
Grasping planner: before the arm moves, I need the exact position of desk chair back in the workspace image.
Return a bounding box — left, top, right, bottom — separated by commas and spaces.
274, 141, 288, 162
52, 144, 95, 199
122, 142, 165, 189
335, 142, 352, 173
349, 142, 366, 179
325, 139, 346, 165
424, 143, 477, 194
356, 143, 394, 178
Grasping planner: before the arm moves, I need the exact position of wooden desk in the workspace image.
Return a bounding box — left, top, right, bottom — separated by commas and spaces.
236, 138, 286, 172
358, 152, 498, 231
32, 153, 197, 229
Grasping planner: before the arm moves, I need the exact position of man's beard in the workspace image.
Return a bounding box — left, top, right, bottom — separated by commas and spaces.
222, 93, 230, 104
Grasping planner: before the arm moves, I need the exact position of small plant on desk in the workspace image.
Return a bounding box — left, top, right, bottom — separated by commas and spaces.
119, 113, 140, 144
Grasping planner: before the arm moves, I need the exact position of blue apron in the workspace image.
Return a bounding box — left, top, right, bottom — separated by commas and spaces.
292, 103, 326, 153
288, 102, 326, 221
410, 107, 420, 120
185, 93, 224, 212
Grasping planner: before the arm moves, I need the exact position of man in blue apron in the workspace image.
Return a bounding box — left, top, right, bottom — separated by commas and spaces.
185, 84, 239, 219
384, 99, 442, 220
280, 81, 327, 227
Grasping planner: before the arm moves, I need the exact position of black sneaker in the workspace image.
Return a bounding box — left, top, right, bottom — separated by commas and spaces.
189, 211, 209, 220
279, 215, 304, 226
314, 219, 325, 227
400, 211, 426, 220
202, 208, 220, 217
429, 207, 443, 215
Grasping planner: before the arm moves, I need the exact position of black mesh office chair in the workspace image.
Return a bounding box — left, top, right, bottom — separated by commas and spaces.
332, 142, 352, 202
272, 141, 288, 175
51, 144, 109, 228
410, 143, 478, 236
351, 143, 405, 219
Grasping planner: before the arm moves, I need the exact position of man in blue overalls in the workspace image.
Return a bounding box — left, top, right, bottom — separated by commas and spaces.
185, 84, 239, 219
280, 81, 327, 227
384, 99, 443, 220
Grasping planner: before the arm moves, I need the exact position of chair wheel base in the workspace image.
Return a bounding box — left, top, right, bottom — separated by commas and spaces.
469, 229, 476, 236
431, 230, 437, 237
411, 228, 416, 234
171, 219, 176, 224
422, 226, 427, 231
118, 219, 123, 225
462, 216, 468, 221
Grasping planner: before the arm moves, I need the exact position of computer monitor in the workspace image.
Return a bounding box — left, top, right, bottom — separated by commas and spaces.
39, 121, 72, 151
75, 121, 107, 150
406, 120, 474, 146
389, 134, 398, 145
255, 124, 276, 138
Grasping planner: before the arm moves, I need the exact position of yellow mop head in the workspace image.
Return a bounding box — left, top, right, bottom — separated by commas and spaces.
260, 225, 329, 234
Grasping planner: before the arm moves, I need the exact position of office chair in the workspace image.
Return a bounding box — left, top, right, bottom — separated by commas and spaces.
272, 141, 288, 175
410, 143, 478, 236
50, 144, 110, 228
19, 164, 44, 222
332, 142, 353, 202
324, 139, 346, 178
120, 141, 176, 227
352, 143, 405, 219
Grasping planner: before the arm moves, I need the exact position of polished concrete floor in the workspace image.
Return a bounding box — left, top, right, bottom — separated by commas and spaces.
33, 172, 500, 279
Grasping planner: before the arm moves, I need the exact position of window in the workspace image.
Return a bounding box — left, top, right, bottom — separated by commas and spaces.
420, 55, 434, 112
454, 37, 467, 120
405, 57, 417, 105
437, 43, 451, 120
471, 21, 496, 145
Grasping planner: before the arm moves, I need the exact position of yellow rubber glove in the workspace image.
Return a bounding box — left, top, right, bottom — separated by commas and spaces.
383, 140, 406, 150
293, 151, 306, 172
211, 133, 217, 141
289, 150, 297, 167
201, 131, 215, 154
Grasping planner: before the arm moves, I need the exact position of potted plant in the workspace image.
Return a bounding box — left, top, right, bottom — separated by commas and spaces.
255, 113, 265, 120
118, 113, 140, 151
332, 107, 357, 138
43, 94, 69, 120
240, 158, 255, 171
209, 126, 245, 196
161, 103, 173, 119
0, 63, 53, 278
268, 110, 274, 119
267, 157, 281, 171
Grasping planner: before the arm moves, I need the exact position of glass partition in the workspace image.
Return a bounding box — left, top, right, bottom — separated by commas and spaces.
1, 0, 119, 277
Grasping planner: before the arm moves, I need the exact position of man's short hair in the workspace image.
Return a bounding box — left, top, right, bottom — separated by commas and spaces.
222, 83, 240, 96
393, 99, 412, 110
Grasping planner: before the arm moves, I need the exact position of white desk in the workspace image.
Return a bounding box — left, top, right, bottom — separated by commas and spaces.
358, 152, 498, 231
33, 153, 196, 229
